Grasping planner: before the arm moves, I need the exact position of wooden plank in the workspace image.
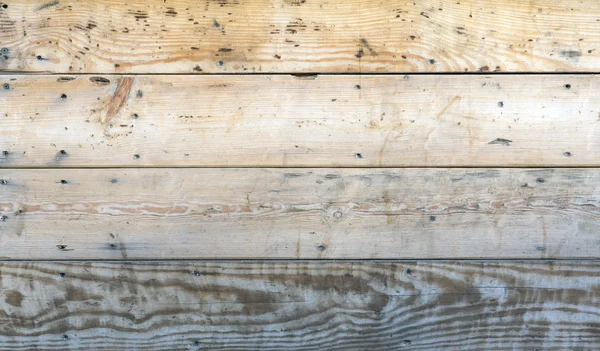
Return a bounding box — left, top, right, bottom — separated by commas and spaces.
0, 168, 599, 260
1, 0, 600, 73
0, 260, 598, 350
1, 74, 598, 167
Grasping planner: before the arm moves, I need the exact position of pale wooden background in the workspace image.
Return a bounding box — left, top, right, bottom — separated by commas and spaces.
0, 0, 599, 350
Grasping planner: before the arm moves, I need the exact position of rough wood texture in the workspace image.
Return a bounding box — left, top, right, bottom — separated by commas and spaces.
1, 74, 598, 167
0, 261, 598, 350
1, 168, 599, 259
1, 0, 600, 73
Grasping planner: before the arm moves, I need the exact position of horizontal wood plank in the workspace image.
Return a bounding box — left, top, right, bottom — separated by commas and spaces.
1, 74, 598, 167
0, 260, 598, 350
0, 168, 599, 259
0, 0, 600, 73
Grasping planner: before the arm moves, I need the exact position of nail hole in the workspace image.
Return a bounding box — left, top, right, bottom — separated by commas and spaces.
60, 94, 67, 99
3, 83, 9, 90
2, 150, 8, 156
429, 215, 436, 221
2, 4, 8, 9
429, 59, 435, 64
497, 101, 504, 108
1, 215, 7, 221
62, 334, 69, 340
316, 245, 327, 251
60, 179, 68, 184
217, 60, 224, 66
564, 151, 572, 157
405, 268, 412, 275
109, 243, 117, 249
355, 153, 363, 159
0, 179, 7, 185
59, 272, 66, 278
133, 154, 140, 159
133, 113, 139, 119
354, 84, 361, 89
110, 179, 117, 183
36, 55, 44, 61
114, 63, 120, 67
564, 84, 571, 89
192, 270, 201, 276
59, 150, 67, 156
536, 178, 545, 183
0, 48, 8, 54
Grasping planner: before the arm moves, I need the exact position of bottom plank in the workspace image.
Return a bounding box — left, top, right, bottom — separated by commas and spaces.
0, 261, 598, 350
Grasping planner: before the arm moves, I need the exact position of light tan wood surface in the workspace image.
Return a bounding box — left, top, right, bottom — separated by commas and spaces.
0, 260, 598, 350
1, 0, 600, 73
1, 74, 598, 167
1, 168, 598, 259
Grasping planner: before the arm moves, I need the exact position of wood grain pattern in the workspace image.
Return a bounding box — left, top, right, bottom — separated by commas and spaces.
1, 168, 599, 259
0, 261, 598, 350
1, 74, 599, 167
1, 0, 600, 73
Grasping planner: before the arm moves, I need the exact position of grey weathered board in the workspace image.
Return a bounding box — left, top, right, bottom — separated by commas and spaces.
0, 168, 599, 259
0, 261, 599, 351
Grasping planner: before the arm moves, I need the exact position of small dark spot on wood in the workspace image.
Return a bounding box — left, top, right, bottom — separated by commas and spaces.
1, 4, 7, 9
60, 179, 68, 184
429, 215, 436, 221
316, 245, 327, 251
564, 84, 571, 89
497, 101, 504, 107
292, 73, 317, 80
274, 54, 281, 59
536, 178, 545, 183
114, 63, 120, 68
3, 83, 9, 90
0, 48, 8, 55
136, 90, 143, 98
36, 0, 59, 11
333, 211, 343, 219
1, 215, 7, 222
403, 340, 412, 345
109, 243, 117, 249
218, 48, 233, 52
89, 76, 110, 85
193, 65, 203, 72
213, 19, 220, 28
405, 268, 412, 275
2, 150, 8, 156
133, 113, 139, 119
478, 65, 490, 72
57, 244, 69, 251
59, 272, 66, 278
560, 50, 581, 59
429, 59, 435, 64
217, 60, 224, 66
488, 138, 512, 146
536, 245, 546, 251
355, 153, 363, 159
60, 94, 67, 99
59, 150, 67, 156
355, 85, 361, 90
0, 179, 7, 185
133, 154, 140, 159
355, 49, 364, 58
62, 334, 69, 340
563, 151, 572, 157
110, 179, 117, 183
57, 76, 75, 82
192, 270, 201, 276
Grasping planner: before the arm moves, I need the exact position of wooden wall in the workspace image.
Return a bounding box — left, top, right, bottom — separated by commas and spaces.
1, 0, 599, 349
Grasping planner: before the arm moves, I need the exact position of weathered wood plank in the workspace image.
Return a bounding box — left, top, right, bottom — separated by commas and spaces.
0, 261, 598, 350
1, 74, 597, 167
0, 0, 599, 73
0, 168, 598, 259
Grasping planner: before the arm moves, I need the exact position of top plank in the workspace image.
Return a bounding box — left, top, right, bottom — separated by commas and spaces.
1, 0, 599, 73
